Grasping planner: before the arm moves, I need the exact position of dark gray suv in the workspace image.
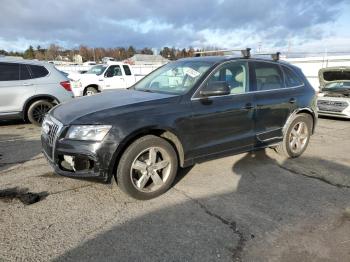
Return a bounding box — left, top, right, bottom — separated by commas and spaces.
0, 58, 73, 125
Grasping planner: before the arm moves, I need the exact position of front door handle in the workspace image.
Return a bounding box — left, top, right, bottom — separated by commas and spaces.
289, 98, 296, 104
243, 103, 254, 110
23, 83, 33, 86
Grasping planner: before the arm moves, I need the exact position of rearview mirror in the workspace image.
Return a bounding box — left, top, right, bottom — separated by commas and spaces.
200, 81, 230, 97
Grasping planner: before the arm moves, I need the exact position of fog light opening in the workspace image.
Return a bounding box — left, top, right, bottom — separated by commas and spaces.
60, 155, 94, 172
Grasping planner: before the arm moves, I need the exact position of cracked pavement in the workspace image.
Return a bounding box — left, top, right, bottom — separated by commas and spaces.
0, 118, 350, 261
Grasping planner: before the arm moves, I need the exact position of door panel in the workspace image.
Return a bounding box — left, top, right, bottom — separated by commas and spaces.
103, 65, 126, 89
0, 63, 34, 113
250, 61, 299, 145
188, 61, 255, 160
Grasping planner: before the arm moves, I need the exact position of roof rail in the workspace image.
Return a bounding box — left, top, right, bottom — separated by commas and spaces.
255, 52, 281, 61
193, 48, 251, 58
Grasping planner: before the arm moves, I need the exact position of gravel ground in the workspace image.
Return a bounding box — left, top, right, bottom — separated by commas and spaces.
0, 117, 349, 262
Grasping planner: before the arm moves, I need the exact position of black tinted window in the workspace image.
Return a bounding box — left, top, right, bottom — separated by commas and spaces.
252, 62, 283, 91
0, 62, 20, 81
28, 65, 49, 78
20, 64, 31, 80
282, 66, 303, 87
123, 65, 132, 75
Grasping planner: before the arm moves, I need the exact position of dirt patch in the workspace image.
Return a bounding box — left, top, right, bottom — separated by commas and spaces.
0, 187, 48, 205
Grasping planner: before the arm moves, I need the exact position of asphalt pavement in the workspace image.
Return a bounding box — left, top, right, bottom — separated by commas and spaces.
0, 117, 349, 262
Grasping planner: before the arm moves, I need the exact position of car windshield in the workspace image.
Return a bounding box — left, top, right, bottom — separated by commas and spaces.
133, 60, 214, 94
86, 65, 107, 75
324, 82, 350, 90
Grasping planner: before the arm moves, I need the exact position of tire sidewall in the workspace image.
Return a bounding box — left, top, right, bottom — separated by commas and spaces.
85, 86, 98, 96
284, 114, 312, 158
117, 135, 178, 200
27, 100, 53, 126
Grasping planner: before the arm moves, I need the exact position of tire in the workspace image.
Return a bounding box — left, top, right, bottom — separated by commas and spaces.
27, 100, 54, 126
85, 86, 98, 96
116, 135, 178, 200
276, 113, 313, 158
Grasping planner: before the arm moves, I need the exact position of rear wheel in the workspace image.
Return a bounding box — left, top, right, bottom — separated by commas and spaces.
276, 113, 313, 158
27, 100, 54, 126
85, 86, 98, 96
116, 135, 178, 200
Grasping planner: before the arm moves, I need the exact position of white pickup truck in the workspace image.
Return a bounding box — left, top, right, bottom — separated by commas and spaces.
70, 62, 145, 96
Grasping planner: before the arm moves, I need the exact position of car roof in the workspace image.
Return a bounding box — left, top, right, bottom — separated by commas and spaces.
0, 58, 53, 66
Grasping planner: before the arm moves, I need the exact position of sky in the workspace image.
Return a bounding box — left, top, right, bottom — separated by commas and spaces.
1, 0, 350, 53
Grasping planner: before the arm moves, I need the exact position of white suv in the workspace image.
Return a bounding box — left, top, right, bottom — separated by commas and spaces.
0, 58, 73, 125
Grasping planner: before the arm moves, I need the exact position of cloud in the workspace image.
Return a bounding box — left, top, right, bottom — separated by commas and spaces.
0, 0, 348, 51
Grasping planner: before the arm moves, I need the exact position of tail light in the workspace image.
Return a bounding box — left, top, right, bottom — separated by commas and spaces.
60, 81, 72, 91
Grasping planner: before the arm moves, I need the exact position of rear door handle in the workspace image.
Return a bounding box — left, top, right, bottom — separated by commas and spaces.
243, 103, 254, 110
289, 98, 296, 104
23, 83, 33, 86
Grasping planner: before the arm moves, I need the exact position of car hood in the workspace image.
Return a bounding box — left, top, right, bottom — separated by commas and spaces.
50, 89, 178, 125
319, 67, 350, 88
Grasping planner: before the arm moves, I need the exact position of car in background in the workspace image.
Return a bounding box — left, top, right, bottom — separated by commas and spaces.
41, 55, 317, 199
70, 62, 145, 97
0, 59, 73, 126
317, 67, 350, 119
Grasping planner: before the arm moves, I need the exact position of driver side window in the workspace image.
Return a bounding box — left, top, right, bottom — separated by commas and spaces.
208, 62, 248, 94
105, 65, 122, 77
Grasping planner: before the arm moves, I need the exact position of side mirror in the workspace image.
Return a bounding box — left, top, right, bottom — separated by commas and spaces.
200, 81, 230, 97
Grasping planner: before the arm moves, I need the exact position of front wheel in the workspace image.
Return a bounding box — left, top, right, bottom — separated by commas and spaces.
84, 86, 98, 96
276, 113, 313, 158
27, 100, 54, 126
116, 135, 178, 200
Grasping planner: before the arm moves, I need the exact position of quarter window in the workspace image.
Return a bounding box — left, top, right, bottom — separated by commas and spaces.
123, 65, 132, 76
28, 65, 49, 78
208, 62, 248, 94
0, 62, 20, 81
252, 62, 283, 91
20, 64, 31, 80
282, 66, 303, 87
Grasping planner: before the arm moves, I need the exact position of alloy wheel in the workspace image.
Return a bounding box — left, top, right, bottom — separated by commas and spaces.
130, 147, 171, 192
289, 121, 309, 154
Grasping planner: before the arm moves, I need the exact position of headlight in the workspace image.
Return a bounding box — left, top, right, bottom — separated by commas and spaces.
66, 125, 111, 141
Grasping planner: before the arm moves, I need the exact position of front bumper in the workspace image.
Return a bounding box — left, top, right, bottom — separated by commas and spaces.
317, 98, 350, 119
41, 120, 119, 182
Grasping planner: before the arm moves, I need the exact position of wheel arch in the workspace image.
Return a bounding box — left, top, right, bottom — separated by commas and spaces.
108, 127, 185, 182
84, 84, 100, 95
283, 108, 316, 135
22, 95, 59, 121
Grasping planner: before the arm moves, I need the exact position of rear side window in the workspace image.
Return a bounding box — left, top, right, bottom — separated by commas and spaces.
0, 62, 20, 81
20, 64, 31, 80
282, 66, 303, 87
123, 65, 132, 75
252, 62, 283, 91
28, 65, 49, 78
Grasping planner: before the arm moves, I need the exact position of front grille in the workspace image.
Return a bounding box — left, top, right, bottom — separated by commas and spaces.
317, 100, 349, 112
48, 122, 60, 146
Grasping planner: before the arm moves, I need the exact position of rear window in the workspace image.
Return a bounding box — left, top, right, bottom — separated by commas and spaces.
282, 66, 303, 87
0, 62, 20, 81
252, 62, 283, 91
28, 65, 49, 78
323, 71, 350, 82
123, 65, 132, 75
